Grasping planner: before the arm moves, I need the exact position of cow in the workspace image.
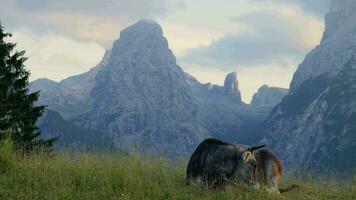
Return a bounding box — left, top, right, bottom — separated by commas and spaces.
186, 138, 284, 194
252, 149, 282, 193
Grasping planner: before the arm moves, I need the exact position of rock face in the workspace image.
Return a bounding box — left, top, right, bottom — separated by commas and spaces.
31, 20, 270, 156
223, 72, 242, 102
290, 0, 356, 92
260, 0, 356, 175
251, 85, 288, 109
74, 20, 206, 156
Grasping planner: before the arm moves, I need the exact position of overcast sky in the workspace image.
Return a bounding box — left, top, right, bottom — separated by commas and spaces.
0, 0, 332, 102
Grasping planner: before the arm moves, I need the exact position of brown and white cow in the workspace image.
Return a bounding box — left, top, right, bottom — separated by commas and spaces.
252, 149, 282, 193
186, 138, 283, 194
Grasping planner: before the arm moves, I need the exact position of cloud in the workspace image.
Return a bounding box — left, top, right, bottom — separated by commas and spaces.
295, 0, 333, 16
253, 0, 333, 17
179, 5, 324, 70
8, 29, 105, 82
0, 0, 186, 47
12, 0, 185, 19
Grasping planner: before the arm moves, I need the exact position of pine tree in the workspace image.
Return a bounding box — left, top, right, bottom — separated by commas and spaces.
0, 23, 55, 152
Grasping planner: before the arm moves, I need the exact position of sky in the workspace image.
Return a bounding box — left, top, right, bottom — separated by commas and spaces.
0, 0, 332, 103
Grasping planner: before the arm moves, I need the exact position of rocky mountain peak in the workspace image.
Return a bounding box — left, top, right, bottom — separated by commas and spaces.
251, 85, 288, 109
290, 0, 356, 92
322, 0, 356, 42
112, 19, 169, 57
29, 78, 58, 93
109, 19, 174, 71
120, 19, 163, 38
224, 72, 239, 93
329, 0, 356, 13
223, 72, 242, 102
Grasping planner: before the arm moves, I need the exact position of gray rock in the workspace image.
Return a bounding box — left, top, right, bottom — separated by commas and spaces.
251, 85, 288, 109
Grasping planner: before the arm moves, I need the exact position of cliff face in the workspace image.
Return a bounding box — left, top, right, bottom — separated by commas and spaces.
290, 0, 356, 92
223, 72, 242, 102
259, 0, 356, 174
72, 20, 207, 156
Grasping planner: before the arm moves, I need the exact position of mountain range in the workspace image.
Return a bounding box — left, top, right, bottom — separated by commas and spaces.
30, 20, 285, 157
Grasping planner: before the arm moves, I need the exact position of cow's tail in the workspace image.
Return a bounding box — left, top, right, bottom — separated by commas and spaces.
279, 184, 300, 193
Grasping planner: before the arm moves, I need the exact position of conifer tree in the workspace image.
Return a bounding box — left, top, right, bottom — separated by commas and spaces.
0, 23, 55, 152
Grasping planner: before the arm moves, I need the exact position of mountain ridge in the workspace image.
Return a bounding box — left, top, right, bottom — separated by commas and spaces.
31, 19, 286, 155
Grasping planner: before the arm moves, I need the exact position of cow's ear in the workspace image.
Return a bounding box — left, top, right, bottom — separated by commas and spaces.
242, 151, 253, 163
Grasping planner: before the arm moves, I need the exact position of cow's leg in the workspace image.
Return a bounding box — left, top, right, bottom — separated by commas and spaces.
211, 172, 228, 188
253, 182, 260, 190
266, 183, 280, 194
265, 164, 280, 194
188, 176, 206, 188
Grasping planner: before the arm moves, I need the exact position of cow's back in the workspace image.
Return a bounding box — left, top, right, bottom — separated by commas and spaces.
186, 138, 238, 186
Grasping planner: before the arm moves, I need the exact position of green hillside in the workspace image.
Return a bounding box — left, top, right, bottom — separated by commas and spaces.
0, 141, 355, 200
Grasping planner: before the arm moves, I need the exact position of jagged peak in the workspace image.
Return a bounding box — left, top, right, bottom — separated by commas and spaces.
256, 84, 288, 92
258, 84, 269, 91
224, 72, 239, 91
111, 19, 170, 57
119, 19, 163, 39
29, 78, 58, 92
322, 0, 356, 42
251, 85, 288, 108
223, 72, 241, 102
329, 0, 356, 13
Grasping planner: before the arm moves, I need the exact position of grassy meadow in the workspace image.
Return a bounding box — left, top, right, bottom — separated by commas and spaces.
0, 140, 355, 200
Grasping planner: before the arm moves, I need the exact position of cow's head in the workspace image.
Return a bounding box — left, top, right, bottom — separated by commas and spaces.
242, 145, 266, 164
234, 145, 266, 186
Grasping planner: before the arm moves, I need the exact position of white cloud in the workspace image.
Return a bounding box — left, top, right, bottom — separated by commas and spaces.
8, 30, 105, 82
257, 0, 332, 17
0, 0, 186, 48
179, 4, 324, 70
176, 2, 325, 102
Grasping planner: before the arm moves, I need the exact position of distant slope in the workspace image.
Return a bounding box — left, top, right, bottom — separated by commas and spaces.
38, 109, 116, 152
251, 85, 288, 110
29, 50, 111, 119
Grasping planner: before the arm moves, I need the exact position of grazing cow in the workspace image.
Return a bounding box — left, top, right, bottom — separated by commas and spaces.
186, 138, 265, 188
186, 138, 284, 194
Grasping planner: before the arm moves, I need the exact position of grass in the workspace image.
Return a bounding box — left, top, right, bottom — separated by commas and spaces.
0, 142, 355, 199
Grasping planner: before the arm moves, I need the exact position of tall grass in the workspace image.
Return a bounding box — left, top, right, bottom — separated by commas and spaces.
0, 138, 15, 174
0, 147, 355, 199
